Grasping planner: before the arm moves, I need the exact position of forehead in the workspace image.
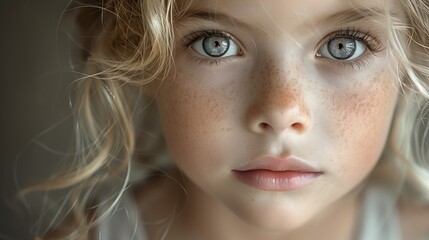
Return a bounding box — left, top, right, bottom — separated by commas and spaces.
183, 0, 400, 32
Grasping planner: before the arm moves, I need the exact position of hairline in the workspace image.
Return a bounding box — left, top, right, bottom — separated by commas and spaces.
176, 6, 399, 30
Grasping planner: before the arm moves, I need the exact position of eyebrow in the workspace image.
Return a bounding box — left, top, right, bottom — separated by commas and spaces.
178, 9, 249, 29
178, 7, 394, 29
318, 7, 391, 26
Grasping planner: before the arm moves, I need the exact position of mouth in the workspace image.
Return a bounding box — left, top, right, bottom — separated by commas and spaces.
232, 155, 323, 191
232, 170, 322, 191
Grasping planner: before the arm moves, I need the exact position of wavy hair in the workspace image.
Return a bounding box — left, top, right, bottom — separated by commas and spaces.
384, 0, 429, 201
24, 0, 192, 238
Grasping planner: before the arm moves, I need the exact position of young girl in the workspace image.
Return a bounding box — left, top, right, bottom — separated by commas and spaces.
27, 0, 429, 239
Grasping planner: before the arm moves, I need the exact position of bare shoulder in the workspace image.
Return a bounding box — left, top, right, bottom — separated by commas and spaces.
398, 201, 429, 240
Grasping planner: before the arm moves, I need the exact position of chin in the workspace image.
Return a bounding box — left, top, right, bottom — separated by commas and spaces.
223, 193, 316, 233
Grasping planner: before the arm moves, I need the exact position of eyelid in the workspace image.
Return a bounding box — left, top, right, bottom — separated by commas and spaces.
314, 29, 384, 71
315, 28, 383, 56
181, 29, 244, 66
181, 29, 244, 51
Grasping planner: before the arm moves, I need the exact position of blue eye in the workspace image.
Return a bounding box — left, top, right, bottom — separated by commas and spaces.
191, 34, 240, 58
319, 37, 366, 60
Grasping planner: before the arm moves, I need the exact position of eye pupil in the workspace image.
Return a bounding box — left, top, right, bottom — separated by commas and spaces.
203, 35, 230, 57
328, 37, 356, 60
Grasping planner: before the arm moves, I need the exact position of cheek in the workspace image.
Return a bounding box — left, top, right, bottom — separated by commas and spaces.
155, 72, 237, 170
325, 71, 398, 179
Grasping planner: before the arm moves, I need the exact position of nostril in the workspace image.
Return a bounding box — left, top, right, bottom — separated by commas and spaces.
291, 122, 304, 131
259, 122, 270, 130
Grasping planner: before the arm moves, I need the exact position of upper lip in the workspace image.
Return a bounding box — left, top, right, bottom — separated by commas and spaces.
234, 155, 322, 172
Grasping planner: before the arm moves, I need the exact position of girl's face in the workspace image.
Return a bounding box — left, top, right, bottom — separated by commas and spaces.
154, 0, 400, 232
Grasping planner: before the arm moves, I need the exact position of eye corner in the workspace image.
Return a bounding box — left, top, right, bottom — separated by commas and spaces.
237, 48, 245, 57
315, 51, 322, 58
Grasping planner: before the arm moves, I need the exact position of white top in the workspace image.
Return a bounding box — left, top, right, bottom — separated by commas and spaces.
355, 186, 401, 240
96, 186, 401, 240
96, 192, 148, 240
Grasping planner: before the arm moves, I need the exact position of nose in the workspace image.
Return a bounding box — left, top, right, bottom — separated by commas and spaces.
246, 61, 311, 136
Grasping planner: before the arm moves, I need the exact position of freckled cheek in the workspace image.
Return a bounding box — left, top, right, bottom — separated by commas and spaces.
155, 79, 235, 170
327, 80, 398, 180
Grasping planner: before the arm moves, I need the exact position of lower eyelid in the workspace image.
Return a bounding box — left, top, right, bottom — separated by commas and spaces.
318, 53, 376, 71
185, 50, 233, 66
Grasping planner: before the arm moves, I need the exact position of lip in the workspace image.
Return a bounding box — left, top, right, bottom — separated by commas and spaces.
232, 156, 323, 191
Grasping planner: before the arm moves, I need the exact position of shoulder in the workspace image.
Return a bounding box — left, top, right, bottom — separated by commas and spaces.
398, 201, 429, 240
132, 168, 186, 239
133, 168, 185, 217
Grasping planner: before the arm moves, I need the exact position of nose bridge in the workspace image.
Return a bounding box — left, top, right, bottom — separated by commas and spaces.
253, 56, 307, 112
258, 59, 302, 109
247, 57, 311, 135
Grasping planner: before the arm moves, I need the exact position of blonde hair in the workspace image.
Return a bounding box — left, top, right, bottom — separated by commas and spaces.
24, 0, 429, 238
24, 0, 192, 238
384, 0, 429, 201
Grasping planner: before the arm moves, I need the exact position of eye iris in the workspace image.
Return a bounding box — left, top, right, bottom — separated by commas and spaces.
328, 37, 356, 60
202, 35, 230, 57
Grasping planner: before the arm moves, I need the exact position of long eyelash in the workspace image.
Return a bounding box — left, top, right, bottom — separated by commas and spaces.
181, 29, 234, 66
324, 28, 383, 70
327, 28, 383, 53
181, 29, 231, 49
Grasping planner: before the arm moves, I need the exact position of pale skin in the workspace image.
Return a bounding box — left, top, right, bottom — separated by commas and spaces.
134, 0, 429, 240
47, 0, 429, 239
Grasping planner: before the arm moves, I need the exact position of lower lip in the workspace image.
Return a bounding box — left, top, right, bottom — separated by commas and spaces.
233, 170, 322, 191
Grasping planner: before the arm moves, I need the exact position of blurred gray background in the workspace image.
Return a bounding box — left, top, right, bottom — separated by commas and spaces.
1, 1, 77, 239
